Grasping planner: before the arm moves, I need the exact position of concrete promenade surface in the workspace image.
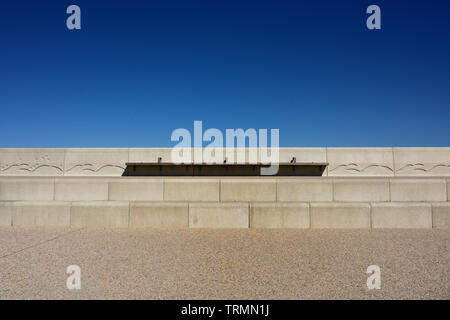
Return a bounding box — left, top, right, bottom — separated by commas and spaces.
0, 228, 448, 300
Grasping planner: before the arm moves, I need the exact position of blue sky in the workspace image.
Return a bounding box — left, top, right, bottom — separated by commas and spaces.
1, 0, 449, 147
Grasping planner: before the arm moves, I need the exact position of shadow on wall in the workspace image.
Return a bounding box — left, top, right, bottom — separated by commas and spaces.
122, 163, 328, 176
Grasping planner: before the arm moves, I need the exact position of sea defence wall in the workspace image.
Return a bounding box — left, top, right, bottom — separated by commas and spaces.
0, 148, 449, 228
1, 147, 450, 177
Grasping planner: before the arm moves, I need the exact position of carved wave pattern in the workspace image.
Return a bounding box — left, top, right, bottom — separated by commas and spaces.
0, 155, 63, 174
0, 163, 63, 173
396, 163, 450, 174
329, 163, 394, 173
65, 164, 125, 173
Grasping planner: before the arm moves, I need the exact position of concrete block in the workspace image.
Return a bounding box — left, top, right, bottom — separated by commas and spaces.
221, 179, 276, 202
432, 203, 450, 228
129, 148, 170, 163
189, 203, 249, 228
394, 147, 450, 176
390, 179, 446, 202
206, 148, 278, 165
333, 179, 390, 202
327, 148, 394, 176
129, 148, 193, 164
277, 179, 333, 202
371, 203, 432, 228
447, 179, 450, 201
164, 179, 219, 201
250, 203, 309, 228
130, 147, 326, 166
201, 148, 249, 164
109, 179, 163, 201
0, 202, 12, 226
310, 203, 370, 228
64, 148, 128, 176
279, 148, 327, 164
0, 148, 65, 176
55, 179, 108, 201
71, 202, 129, 227
193, 148, 262, 165
0, 178, 54, 201
3, 202, 71, 227
224, 148, 256, 164
219, 148, 326, 166
200, 147, 226, 164
130, 202, 188, 227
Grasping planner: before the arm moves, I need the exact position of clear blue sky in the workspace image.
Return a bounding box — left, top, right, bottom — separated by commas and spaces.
1, 0, 449, 147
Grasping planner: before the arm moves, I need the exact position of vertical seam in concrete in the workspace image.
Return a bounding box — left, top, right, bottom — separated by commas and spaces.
187, 203, 191, 228
219, 179, 222, 202
369, 202, 372, 229
128, 201, 130, 227
325, 147, 329, 176
69, 201, 73, 227
431, 203, 434, 228
8, 201, 13, 226
185, 202, 189, 228
52, 177, 55, 201
248, 202, 250, 228
308, 202, 311, 228
391, 147, 396, 176
162, 178, 166, 201
275, 178, 278, 201
446, 179, 449, 202
63, 148, 67, 176
331, 177, 335, 201
388, 178, 391, 202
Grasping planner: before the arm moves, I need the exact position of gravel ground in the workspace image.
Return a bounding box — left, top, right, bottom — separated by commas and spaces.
0, 227, 448, 299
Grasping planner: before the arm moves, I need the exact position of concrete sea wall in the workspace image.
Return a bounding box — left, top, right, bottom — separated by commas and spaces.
1, 147, 450, 177
0, 148, 449, 228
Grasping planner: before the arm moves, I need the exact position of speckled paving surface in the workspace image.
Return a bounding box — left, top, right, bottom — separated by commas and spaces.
0, 227, 448, 299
